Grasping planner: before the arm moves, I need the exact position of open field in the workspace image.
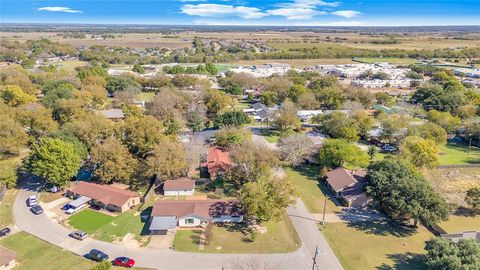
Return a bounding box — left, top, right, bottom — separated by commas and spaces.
0, 189, 18, 227
233, 58, 355, 68
68, 208, 151, 246
286, 166, 340, 214
424, 167, 480, 207
0, 232, 95, 270
438, 142, 480, 165
173, 214, 300, 253
323, 222, 432, 270
354, 57, 418, 65
439, 214, 480, 233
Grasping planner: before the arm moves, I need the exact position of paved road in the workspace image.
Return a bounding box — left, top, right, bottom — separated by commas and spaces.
287, 199, 344, 270
14, 189, 342, 270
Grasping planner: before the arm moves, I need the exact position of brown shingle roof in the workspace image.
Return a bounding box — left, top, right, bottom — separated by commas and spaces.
164, 178, 195, 191
68, 182, 139, 207
325, 167, 366, 193
151, 200, 243, 219
0, 246, 16, 266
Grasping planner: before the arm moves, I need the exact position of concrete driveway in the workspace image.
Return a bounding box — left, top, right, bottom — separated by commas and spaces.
14, 189, 343, 270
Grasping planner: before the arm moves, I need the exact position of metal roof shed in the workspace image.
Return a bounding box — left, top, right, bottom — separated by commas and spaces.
69, 196, 92, 208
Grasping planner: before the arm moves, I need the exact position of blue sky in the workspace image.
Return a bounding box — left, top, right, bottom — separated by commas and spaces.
1, 0, 479, 26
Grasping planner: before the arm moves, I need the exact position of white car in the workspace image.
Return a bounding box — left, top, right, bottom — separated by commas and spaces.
27, 195, 38, 207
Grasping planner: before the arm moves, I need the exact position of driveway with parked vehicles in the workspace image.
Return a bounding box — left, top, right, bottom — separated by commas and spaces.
14, 189, 329, 270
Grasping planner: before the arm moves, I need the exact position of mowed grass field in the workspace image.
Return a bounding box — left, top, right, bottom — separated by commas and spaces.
0, 189, 18, 227
285, 166, 340, 214
322, 222, 432, 270
0, 232, 95, 270
173, 214, 300, 253
68, 208, 151, 246
438, 142, 480, 165
354, 57, 418, 65
439, 215, 480, 233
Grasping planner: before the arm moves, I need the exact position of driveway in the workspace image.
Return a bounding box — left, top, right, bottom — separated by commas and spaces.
14, 189, 342, 270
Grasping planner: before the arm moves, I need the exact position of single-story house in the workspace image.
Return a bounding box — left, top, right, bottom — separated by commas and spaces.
149, 200, 243, 234
66, 182, 140, 213
297, 110, 323, 122
99, 109, 125, 121
0, 246, 16, 270
325, 167, 369, 208
202, 147, 232, 179
163, 178, 195, 196
243, 103, 271, 122
441, 231, 480, 244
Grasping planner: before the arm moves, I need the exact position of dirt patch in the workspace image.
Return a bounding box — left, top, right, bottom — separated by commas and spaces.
114, 233, 142, 248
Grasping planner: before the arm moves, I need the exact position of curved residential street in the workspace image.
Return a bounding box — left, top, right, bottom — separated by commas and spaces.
14, 188, 342, 270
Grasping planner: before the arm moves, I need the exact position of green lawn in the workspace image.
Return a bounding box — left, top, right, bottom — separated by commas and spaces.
438, 142, 480, 165
68, 209, 115, 234
0, 232, 95, 270
259, 129, 280, 143
52, 60, 88, 73
439, 215, 480, 233
174, 215, 300, 253
322, 222, 432, 270
0, 189, 18, 227
68, 208, 151, 246
354, 57, 418, 65
285, 166, 340, 214
136, 92, 156, 102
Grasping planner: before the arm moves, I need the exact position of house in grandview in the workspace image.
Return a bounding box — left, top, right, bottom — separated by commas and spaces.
163, 178, 195, 196
325, 167, 369, 208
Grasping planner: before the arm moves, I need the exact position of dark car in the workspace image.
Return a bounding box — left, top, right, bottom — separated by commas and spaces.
0, 228, 11, 237
30, 205, 43, 215
88, 249, 109, 262
69, 230, 88, 241
113, 257, 135, 268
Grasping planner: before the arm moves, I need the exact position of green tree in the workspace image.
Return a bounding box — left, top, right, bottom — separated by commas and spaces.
214, 111, 250, 128
89, 260, 112, 270
425, 237, 480, 270
0, 116, 29, 155
0, 85, 37, 106
186, 110, 204, 132
272, 100, 300, 132
314, 112, 359, 142
132, 64, 145, 74
288, 84, 307, 102
406, 122, 447, 145
366, 158, 449, 226
379, 114, 408, 143
205, 62, 218, 75
90, 138, 138, 183
25, 138, 82, 187
400, 136, 439, 169
215, 127, 251, 149
123, 115, 165, 156
146, 140, 189, 180
318, 139, 369, 169
427, 110, 461, 134
205, 90, 231, 116
239, 173, 297, 221
465, 187, 480, 214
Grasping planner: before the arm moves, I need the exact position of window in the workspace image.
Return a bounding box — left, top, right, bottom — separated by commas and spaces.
185, 218, 195, 224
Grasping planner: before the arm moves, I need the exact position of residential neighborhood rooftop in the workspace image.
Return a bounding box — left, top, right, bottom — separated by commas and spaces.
163, 178, 195, 191
68, 182, 140, 208
151, 200, 243, 220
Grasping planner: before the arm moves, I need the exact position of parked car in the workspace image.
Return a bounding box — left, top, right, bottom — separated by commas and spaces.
27, 195, 38, 207
61, 203, 71, 211
381, 144, 398, 153
0, 228, 11, 237
66, 203, 86, 215
87, 249, 109, 262
113, 257, 135, 268
69, 230, 88, 241
30, 205, 43, 215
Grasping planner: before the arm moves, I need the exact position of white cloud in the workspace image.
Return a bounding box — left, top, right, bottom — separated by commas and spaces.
331, 10, 361, 18
178, 0, 206, 2
38, 6, 82, 13
267, 8, 327, 20
285, 0, 341, 8
181, 4, 266, 19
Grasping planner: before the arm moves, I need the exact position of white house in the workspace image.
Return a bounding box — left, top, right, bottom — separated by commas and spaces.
163, 178, 195, 196
297, 110, 323, 122
149, 200, 243, 234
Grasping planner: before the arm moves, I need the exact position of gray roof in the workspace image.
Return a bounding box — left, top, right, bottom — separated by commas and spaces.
252, 103, 268, 111
441, 231, 480, 244
69, 196, 92, 208
149, 216, 177, 231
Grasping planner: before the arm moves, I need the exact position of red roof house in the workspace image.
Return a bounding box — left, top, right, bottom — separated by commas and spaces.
202, 147, 232, 179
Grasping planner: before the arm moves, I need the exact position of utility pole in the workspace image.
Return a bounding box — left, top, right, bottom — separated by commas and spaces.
468, 136, 472, 157
311, 246, 319, 270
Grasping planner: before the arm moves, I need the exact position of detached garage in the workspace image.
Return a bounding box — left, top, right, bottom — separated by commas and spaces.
163, 178, 195, 196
